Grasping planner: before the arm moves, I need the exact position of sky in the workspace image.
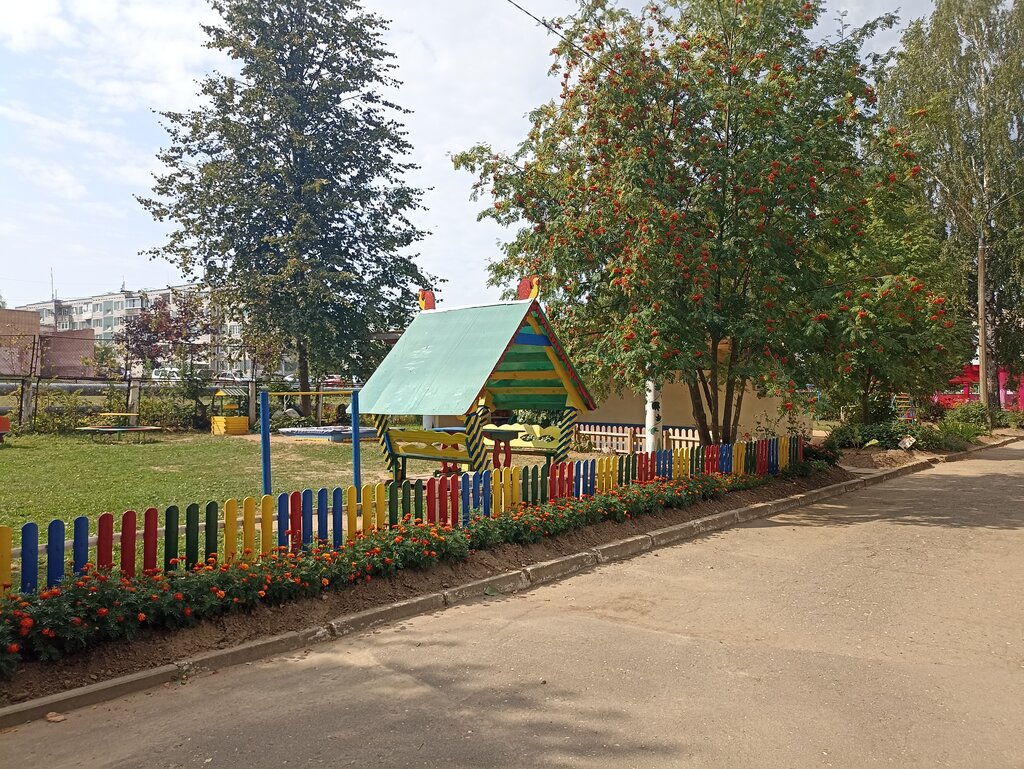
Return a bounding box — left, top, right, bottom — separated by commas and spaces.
0, 0, 932, 309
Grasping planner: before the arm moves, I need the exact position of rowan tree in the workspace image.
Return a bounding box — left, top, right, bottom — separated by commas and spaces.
455, 0, 920, 443
801, 201, 971, 422
139, 0, 429, 413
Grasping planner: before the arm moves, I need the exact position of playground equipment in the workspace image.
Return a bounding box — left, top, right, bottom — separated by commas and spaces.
357, 298, 595, 483
259, 388, 363, 496
211, 387, 250, 435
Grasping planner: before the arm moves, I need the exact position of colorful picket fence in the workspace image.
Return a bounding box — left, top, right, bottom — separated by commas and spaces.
0, 436, 803, 594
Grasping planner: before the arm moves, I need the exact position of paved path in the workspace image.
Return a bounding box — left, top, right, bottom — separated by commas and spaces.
4, 444, 1023, 768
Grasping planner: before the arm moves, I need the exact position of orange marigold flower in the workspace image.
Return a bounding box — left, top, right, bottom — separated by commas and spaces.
6, 643, 19, 654
137, 612, 147, 622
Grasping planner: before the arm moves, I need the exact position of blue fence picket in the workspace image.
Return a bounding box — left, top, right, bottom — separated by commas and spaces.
481, 470, 492, 517
316, 488, 329, 543
300, 489, 313, 548
277, 493, 289, 548
46, 520, 64, 588
332, 487, 344, 549
471, 472, 482, 510
73, 516, 89, 575
21, 522, 38, 593
460, 475, 471, 526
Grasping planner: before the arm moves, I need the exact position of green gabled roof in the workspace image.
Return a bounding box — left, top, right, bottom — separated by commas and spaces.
357, 300, 595, 416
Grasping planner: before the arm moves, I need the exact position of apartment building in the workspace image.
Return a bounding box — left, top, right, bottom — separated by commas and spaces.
16, 285, 254, 376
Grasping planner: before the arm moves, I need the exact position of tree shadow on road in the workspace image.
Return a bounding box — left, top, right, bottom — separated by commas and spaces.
749, 469, 1024, 531
94, 628, 679, 769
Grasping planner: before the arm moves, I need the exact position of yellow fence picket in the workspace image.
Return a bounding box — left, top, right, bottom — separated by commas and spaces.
734, 442, 746, 476
346, 486, 358, 541
361, 484, 374, 532
260, 495, 275, 555
223, 498, 238, 563
511, 466, 522, 506
242, 496, 256, 557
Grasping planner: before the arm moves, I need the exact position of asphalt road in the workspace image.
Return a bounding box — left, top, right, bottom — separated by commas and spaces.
4, 444, 1023, 768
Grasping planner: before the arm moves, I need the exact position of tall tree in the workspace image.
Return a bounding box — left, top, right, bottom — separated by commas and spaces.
455, 0, 914, 444
800, 199, 971, 422
880, 0, 1024, 411
139, 0, 429, 412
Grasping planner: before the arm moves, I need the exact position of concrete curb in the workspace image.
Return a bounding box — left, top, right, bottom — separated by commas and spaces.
4, 442, 1019, 730
931, 436, 1019, 463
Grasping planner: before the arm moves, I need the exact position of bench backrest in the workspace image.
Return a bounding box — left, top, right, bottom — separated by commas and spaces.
482, 422, 561, 453
385, 427, 470, 462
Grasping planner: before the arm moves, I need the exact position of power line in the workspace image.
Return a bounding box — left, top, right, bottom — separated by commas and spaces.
501, 0, 622, 78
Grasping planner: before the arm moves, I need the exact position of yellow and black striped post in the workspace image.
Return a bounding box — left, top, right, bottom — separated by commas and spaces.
463, 405, 491, 472
373, 414, 399, 481
556, 407, 578, 463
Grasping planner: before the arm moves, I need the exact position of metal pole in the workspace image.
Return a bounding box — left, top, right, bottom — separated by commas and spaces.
260, 389, 272, 495
351, 389, 361, 501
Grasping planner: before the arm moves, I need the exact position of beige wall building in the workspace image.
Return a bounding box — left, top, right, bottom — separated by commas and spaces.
584, 379, 811, 439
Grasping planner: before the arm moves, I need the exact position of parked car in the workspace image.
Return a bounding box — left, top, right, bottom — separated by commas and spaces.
151, 367, 181, 381
321, 374, 349, 389
214, 371, 245, 382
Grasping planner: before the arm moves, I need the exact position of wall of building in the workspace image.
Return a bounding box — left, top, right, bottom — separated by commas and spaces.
581, 379, 810, 438
0, 308, 42, 377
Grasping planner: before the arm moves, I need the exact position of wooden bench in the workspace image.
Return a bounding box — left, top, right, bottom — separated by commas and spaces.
384, 426, 474, 481
383, 423, 567, 481
0, 415, 10, 443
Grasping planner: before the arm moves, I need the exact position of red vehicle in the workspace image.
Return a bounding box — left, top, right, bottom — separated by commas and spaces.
320, 374, 351, 389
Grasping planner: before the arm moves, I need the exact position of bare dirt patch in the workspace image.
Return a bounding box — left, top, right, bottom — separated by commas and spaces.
0, 467, 853, 705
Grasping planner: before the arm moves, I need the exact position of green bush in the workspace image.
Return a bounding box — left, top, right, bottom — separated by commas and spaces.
1009, 411, 1024, 429
138, 395, 199, 430
943, 401, 989, 429
33, 389, 91, 434
265, 412, 316, 432
804, 443, 840, 465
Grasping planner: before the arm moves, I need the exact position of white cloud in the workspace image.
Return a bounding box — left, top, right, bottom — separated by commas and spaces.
0, 0, 77, 52
2, 157, 87, 200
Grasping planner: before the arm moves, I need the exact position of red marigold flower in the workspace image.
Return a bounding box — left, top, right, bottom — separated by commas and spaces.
6, 643, 19, 655
97, 607, 109, 618
174, 592, 184, 601
137, 613, 146, 622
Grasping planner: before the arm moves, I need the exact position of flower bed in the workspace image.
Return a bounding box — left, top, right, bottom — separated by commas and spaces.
0, 472, 767, 679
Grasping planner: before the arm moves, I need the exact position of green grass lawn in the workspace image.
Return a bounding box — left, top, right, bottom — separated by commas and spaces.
0, 433, 412, 530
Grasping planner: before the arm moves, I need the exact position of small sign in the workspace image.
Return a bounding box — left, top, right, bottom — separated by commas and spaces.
898, 436, 916, 450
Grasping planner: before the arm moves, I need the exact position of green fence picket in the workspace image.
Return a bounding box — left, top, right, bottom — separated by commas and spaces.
185, 503, 200, 568
414, 480, 424, 520
388, 482, 399, 526
204, 501, 218, 562
164, 505, 179, 572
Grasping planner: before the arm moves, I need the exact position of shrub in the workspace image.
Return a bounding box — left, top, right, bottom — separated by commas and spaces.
138, 395, 198, 430
265, 412, 316, 432
1009, 411, 1024, 429
804, 443, 840, 465
943, 401, 989, 429
32, 388, 91, 434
